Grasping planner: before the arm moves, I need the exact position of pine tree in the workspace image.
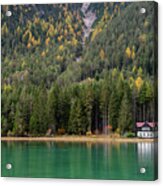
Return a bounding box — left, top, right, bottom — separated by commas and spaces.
29, 91, 40, 135
109, 91, 119, 131
38, 86, 48, 134
19, 87, 31, 133
84, 85, 93, 132
47, 85, 59, 134
29, 86, 48, 135
68, 99, 78, 134
118, 92, 133, 135
13, 104, 25, 136
99, 81, 109, 133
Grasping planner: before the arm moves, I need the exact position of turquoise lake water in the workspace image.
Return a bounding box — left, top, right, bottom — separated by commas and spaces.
1, 141, 158, 180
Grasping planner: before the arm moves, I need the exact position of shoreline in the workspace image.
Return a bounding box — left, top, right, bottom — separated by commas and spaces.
1, 136, 157, 143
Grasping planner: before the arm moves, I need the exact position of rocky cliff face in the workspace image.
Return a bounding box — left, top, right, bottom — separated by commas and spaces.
81, 3, 97, 42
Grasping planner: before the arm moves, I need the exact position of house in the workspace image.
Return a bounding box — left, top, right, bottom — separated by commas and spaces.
136, 121, 158, 138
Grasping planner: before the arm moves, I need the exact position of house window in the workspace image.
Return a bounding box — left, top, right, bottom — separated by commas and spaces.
142, 127, 150, 131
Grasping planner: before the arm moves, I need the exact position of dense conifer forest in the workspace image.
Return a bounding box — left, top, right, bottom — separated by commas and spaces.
1, 2, 158, 136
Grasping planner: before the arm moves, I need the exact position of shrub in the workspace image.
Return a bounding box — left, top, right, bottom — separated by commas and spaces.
86, 131, 92, 136
57, 128, 66, 135
124, 132, 135, 138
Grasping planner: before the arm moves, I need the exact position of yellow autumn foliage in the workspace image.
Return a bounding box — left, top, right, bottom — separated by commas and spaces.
27, 43, 31, 49
99, 49, 105, 60
41, 51, 46, 57
135, 76, 143, 90
112, 68, 118, 77
23, 30, 32, 42
138, 67, 143, 76
3, 84, 12, 92
74, 23, 78, 30
56, 55, 63, 62
41, 20, 49, 32
47, 25, 55, 37
36, 38, 41, 45
34, 17, 40, 24
77, 31, 81, 36
65, 15, 72, 24
45, 37, 50, 46
72, 38, 78, 46
129, 76, 134, 88
125, 47, 131, 58
132, 65, 137, 73
16, 26, 21, 35
58, 45, 64, 51
31, 36, 35, 44
139, 34, 147, 43
64, 29, 68, 36
2, 23, 9, 35
91, 27, 102, 41
57, 35, 63, 42
21, 61, 26, 69
69, 27, 74, 34
144, 20, 149, 28
102, 8, 109, 21
131, 46, 135, 59
131, 50, 135, 59
31, 37, 40, 46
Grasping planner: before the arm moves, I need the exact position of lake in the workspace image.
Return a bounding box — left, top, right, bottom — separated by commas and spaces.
1, 141, 158, 180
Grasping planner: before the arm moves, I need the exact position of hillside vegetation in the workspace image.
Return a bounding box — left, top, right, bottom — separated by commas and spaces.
1, 2, 157, 136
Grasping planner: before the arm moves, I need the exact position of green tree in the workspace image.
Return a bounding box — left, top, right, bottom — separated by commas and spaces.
29, 91, 40, 135
83, 85, 93, 132
47, 84, 59, 134
118, 92, 133, 135
29, 86, 48, 135
109, 90, 119, 131
99, 81, 109, 133
13, 104, 25, 136
68, 99, 79, 134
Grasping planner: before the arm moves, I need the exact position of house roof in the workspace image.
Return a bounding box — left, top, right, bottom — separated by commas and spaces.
104, 125, 113, 129
136, 122, 157, 128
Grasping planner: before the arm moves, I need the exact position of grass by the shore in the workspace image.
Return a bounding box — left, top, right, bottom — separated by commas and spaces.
1, 135, 157, 143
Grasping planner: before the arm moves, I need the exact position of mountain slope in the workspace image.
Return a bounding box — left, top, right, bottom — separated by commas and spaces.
1, 2, 157, 136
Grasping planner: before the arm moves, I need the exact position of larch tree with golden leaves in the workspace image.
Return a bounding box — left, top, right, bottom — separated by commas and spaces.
135, 77, 143, 91
125, 47, 131, 59
99, 49, 105, 61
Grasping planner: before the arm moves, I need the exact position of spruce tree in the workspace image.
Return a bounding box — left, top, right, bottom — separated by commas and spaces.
13, 104, 25, 136
84, 85, 93, 132
68, 99, 78, 134
109, 91, 119, 131
118, 92, 133, 135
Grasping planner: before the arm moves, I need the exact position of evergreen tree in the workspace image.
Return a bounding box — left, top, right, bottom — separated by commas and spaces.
83, 85, 93, 132
38, 86, 48, 134
57, 89, 71, 132
13, 104, 25, 136
47, 84, 59, 134
109, 91, 119, 131
99, 81, 109, 133
29, 91, 40, 135
68, 99, 78, 134
118, 92, 133, 135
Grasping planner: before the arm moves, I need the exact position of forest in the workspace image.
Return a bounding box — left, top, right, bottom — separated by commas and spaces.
1, 2, 158, 137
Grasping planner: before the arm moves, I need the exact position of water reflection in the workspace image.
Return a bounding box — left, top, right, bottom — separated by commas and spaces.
1, 141, 157, 180
137, 142, 158, 180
